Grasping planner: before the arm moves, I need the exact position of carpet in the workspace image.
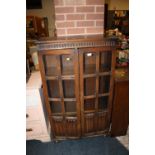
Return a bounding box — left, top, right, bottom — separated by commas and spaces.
26, 136, 129, 155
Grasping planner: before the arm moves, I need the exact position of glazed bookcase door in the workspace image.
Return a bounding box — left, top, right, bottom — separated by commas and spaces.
79, 47, 115, 136
39, 49, 80, 139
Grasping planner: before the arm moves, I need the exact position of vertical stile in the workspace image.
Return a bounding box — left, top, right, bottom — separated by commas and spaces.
79, 51, 85, 135
107, 50, 116, 127
73, 49, 81, 137
56, 55, 66, 137
95, 52, 100, 111
95, 52, 100, 132
38, 53, 52, 116
38, 53, 55, 138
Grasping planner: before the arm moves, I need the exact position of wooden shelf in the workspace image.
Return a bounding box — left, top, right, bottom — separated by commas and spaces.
98, 93, 109, 97
46, 75, 75, 80
46, 67, 74, 76
64, 98, 76, 102
99, 72, 111, 76
84, 110, 108, 114
49, 98, 61, 102
46, 76, 58, 80
49, 98, 76, 102
65, 112, 77, 115
84, 93, 109, 100
83, 71, 111, 78
98, 109, 108, 113
84, 95, 96, 99
62, 75, 75, 80
51, 112, 77, 116
84, 110, 95, 113
83, 74, 96, 78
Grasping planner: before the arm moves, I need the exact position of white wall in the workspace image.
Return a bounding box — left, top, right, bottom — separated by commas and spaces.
26, 0, 55, 36
106, 0, 129, 10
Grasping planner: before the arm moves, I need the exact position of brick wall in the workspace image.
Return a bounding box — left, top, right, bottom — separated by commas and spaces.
54, 0, 105, 36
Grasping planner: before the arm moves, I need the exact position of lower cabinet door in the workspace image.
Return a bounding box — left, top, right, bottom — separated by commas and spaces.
51, 113, 108, 138
65, 116, 79, 138
83, 112, 108, 136
84, 113, 96, 135
52, 116, 65, 138
97, 112, 108, 132
51, 115, 80, 138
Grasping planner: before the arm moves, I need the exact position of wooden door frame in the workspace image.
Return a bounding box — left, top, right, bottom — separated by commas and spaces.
78, 47, 116, 136
38, 49, 81, 138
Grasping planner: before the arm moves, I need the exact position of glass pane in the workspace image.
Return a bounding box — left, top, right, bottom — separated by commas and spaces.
99, 76, 110, 94
50, 101, 62, 113
84, 52, 96, 74
65, 101, 76, 112
84, 99, 95, 111
84, 77, 96, 96
43, 55, 58, 76
47, 80, 60, 98
61, 55, 74, 75
98, 96, 108, 110
63, 80, 75, 98
100, 51, 112, 72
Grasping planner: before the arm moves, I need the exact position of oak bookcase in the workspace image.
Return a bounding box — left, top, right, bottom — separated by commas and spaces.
37, 35, 117, 140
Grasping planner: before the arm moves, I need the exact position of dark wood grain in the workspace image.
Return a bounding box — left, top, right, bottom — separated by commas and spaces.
111, 78, 129, 136
56, 55, 67, 137
95, 53, 100, 112
37, 35, 117, 140
38, 52, 56, 138
79, 51, 85, 136
106, 50, 116, 129
73, 49, 81, 137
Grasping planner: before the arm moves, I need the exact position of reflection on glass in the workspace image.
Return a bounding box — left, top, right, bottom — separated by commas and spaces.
99, 76, 110, 94
100, 52, 112, 72
98, 96, 108, 110
43, 55, 58, 76
63, 80, 75, 98
84, 77, 96, 96
84, 52, 96, 74
61, 55, 74, 75
47, 80, 60, 98
84, 99, 95, 111
50, 101, 62, 113
65, 101, 76, 112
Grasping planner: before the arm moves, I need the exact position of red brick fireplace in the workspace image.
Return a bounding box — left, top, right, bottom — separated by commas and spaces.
54, 0, 105, 36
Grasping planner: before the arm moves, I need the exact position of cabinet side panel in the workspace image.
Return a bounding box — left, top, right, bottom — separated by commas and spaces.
38, 53, 54, 137
111, 80, 129, 136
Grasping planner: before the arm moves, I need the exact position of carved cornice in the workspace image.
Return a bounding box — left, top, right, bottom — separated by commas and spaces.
37, 40, 116, 51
